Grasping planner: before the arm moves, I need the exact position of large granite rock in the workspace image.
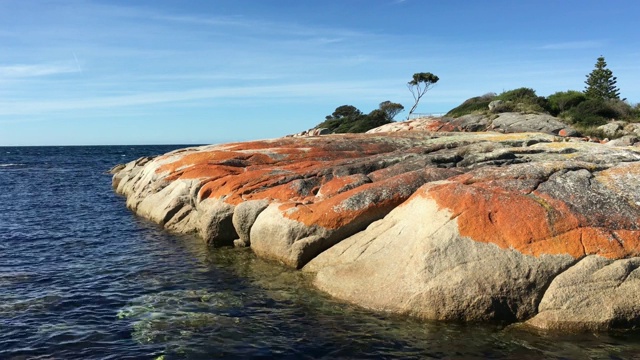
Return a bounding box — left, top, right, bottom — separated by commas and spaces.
112, 126, 640, 331
367, 112, 578, 137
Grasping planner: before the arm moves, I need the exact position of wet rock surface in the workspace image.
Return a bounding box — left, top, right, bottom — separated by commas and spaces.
113, 126, 640, 331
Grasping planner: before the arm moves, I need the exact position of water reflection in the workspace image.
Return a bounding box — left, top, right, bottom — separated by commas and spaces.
119, 234, 640, 359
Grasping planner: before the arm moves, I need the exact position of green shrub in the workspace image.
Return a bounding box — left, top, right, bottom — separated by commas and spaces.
632, 103, 640, 122
563, 99, 625, 127
547, 90, 587, 116
497, 87, 537, 102
573, 125, 607, 139
445, 93, 496, 117
607, 99, 635, 119
496, 87, 550, 113
316, 104, 395, 133
490, 101, 515, 113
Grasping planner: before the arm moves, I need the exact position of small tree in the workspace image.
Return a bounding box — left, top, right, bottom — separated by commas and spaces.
584, 56, 620, 101
378, 100, 404, 121
407, 72, 439, 119
325, 105, 363, 120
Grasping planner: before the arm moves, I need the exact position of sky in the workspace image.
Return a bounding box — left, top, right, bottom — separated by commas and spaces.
1, 0, 640, 146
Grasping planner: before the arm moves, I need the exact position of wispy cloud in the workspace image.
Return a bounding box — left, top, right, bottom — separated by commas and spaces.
0, 64, 78, 78
538, 41, 603, 50
0, 80, 403, 116
150, 14, 248, 28
147, 9, 370, 39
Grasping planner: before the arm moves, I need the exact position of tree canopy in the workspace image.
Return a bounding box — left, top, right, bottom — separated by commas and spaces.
378, 101, 404, 120
315, 101, 403, 133
584, 56, 620, 101
407, 72, 439, 118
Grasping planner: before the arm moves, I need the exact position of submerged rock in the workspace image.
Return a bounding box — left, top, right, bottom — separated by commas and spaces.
112, 128, 640, 331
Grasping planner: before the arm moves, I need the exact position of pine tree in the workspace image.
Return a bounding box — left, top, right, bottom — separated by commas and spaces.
584, 56, 620, 100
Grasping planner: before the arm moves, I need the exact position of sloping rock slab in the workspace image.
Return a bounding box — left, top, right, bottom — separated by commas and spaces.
113, 131, 640, 330
367, 113, 577, 137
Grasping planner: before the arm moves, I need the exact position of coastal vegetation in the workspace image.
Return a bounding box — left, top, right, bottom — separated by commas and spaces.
315, 101, 404, 133
316, 57, 638, 138
445, 56, 638, 138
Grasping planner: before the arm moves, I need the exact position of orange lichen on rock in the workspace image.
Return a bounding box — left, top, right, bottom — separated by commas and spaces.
165, 164, 243, 182
280, 175, 406, 229
316, 174, 370, 199
282, 168, 459, 229
197, 169, 297, 204
157, 150, 249, 175
425, 176, 640, 260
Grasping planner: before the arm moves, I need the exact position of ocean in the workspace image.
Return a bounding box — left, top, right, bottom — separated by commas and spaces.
0, 145, 638, 359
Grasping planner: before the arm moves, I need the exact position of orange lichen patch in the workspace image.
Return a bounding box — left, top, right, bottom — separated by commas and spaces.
242, 181, 316, 204
281, 170, 433, 229
425, 180, 640, 260
165, 164, 243, 181
157, 150, 273, 175
423, 119, 459, 132
521, 229, 585, 258
317, 174, 370, 198
279, 160, 331, 172
197, 169, 289, 203
613, 229, 640, 253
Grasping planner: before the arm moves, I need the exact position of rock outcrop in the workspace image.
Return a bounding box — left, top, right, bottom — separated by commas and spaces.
367, 113, 578, 137
112, 123, 640, 331
285, 127, 331, 137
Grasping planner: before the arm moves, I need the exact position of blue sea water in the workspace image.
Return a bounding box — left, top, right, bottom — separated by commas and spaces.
1, 145, 639, 359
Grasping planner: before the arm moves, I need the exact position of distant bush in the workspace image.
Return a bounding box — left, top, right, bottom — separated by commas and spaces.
497, 87, 537, 102
447, 88, 553, 118
445, 86, 639, 139
495, 88, 549, 114
562, 99, 627, 127
316, 101, 403, 133
547, 90, 587, 116
573, 125, 608, 139
445, 93, 496, 117
607, 99, 635, 119
633, 103, 640, 122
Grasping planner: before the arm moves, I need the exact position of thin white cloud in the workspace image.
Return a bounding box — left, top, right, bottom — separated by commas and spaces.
0, 64, 78, 78
145, 9, 370, 39
538, 41, 603, 50
0, 80, 403, 116
151, 14, 248, 27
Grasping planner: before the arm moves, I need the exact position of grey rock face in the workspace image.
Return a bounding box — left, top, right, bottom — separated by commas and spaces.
232, 199, 270, 247
527, 256, 640, 331
598, 122, 625, 137
490, 113, 569, 135
305, 195, 574, 322
488, 99, 504, 111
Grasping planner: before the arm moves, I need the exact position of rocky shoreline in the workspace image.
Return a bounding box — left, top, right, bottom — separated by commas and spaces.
112, 116, 640, 331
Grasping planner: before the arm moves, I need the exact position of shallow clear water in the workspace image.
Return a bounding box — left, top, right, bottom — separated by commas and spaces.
1, 145, 639, 359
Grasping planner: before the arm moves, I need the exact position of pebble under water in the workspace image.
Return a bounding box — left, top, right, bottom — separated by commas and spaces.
1, 145, 639, 360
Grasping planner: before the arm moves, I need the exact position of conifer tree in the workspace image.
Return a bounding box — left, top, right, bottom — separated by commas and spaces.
584, 56, 620, 100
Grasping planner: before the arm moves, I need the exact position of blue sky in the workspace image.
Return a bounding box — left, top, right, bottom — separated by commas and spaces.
1, 0, 639, 146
